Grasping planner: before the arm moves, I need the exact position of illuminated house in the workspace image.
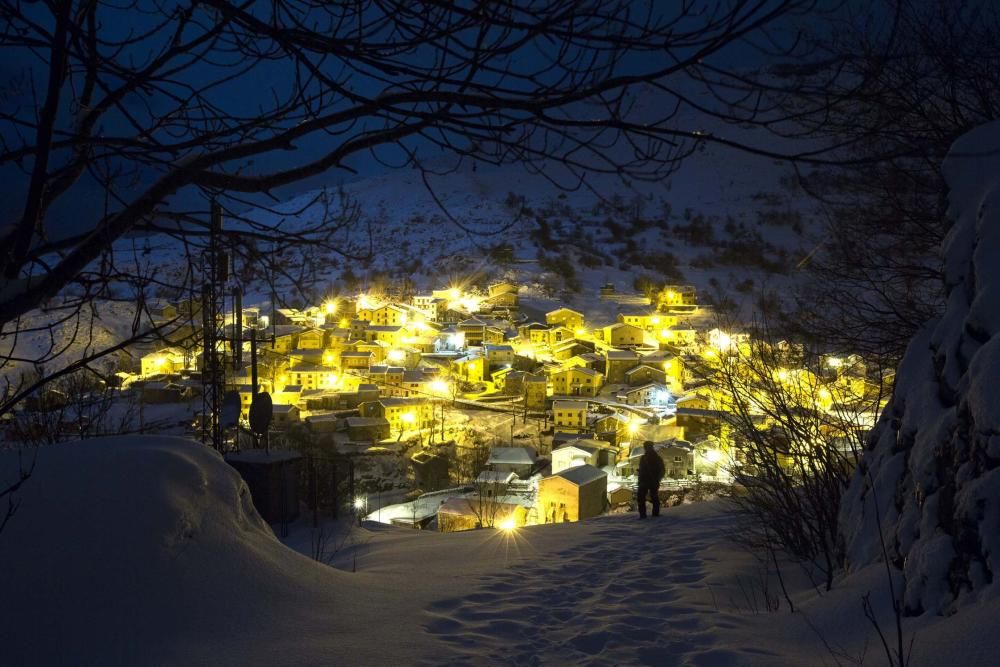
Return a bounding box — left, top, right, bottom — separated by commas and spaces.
271, 325, 304, 354
483, 344, 515, 369
289, 362, 338, 391
528, 326, 552, 345
600, 322, 644, 347
487, 281, 519, 306
140, 347, 189, 376
658, 285, 697, 308
297, 328, 325, 349
538, 464, 607, 523
552, 399, 588, 432
657, 326, 697, 346
545, 307, 584, 331
617, 383, 673, 408
617, 310, 678, 332
340, 350, 373, 371
412, 295, 448, 321
604, 349, 641, 383
486, 447, 538, 478
550, 367, 604, 397
623, 364, 668, 387
359, 325, 402, 346
359, 397, 434, 433
551, 440, 617, 474
524, 376, 548, 411
545, 326, 574, 347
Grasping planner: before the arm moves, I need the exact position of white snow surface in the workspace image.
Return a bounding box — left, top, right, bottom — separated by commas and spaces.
840, 120, 1000, 616
3, 436, 1000, 665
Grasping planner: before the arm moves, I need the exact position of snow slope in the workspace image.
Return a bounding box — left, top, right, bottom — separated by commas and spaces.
840, 121, 1000, 615
3, 436, 1000, 665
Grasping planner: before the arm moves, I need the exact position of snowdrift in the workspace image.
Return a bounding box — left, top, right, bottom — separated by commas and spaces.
0, 437, 383, 665
841, 121, 1000, 615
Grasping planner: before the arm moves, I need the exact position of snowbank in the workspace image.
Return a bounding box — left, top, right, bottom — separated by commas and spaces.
840, 120, 1000, 615
0, 437, 428, 665
2, 436, 999, 664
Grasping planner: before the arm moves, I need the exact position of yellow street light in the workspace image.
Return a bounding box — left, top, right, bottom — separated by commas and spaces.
498, 517, 517, 532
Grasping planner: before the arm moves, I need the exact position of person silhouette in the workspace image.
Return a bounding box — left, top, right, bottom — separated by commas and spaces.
637, 441, 665, 519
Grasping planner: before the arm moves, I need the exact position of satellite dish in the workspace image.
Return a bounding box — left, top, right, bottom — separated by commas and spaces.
221, 391, 241, 429
249, 392, 273, 435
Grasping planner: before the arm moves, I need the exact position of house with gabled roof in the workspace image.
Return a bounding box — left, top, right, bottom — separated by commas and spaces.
552, 399, 588, 432
600, 322, 645, 347
550, 366, 604, 397
486, 447, 538, 478
538, 464, 608, 523
545, 307, 584, 331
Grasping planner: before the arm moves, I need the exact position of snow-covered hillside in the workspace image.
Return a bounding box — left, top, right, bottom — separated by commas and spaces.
3, 436, 999, 665
840, 121, 1000, 615
1, 141, 815, 383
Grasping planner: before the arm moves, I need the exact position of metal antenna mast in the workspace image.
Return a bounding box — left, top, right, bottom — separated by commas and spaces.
201, 201, 228, 450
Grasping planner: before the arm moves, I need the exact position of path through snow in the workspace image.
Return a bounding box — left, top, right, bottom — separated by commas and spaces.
421, 510, 782, 666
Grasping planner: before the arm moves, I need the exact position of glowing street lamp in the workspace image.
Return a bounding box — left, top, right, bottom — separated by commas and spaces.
401, 411, 416, 426
428, 379, 450, 397
498, 517, 517, 532
324, 300, 337, 315
387, 349, 406, 363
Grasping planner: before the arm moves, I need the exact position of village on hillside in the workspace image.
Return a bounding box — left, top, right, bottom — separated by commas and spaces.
10, 277, 889, 534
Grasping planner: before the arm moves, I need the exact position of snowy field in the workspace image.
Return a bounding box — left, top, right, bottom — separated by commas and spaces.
2, 436, 998, 666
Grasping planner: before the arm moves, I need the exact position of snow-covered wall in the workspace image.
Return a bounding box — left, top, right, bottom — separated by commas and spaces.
840, 121, 1000, 615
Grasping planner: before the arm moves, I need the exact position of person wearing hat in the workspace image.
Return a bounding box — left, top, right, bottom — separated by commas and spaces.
637, 441, 665, 519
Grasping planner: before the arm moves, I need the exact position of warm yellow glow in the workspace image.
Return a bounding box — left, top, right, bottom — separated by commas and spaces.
575, 328, 587, 337
651, 316, 660, 326
703, 449, 722, 464
400, 313, 408, 325
387, 349, 406, 363
827, 357, 843, 368
401, 411, 416, 425
498, 517, 517, 532
324, 300, 337, 315
710, 330, 734, 352
818, 388, 832, 401
278, 374, 288, 385
153, 356, 166, 368
777, 369, 789, 382
627, 419, 642, 435
323, 351, 334, 364
339, 317, 350, 328
353, 496, 366, 510
357, 294, 374, 310
659, 328, 671, 339
428, 379, 450, 396
459, 296, 482, 312
448, 287, 461, 300
662, 361, 672, 371
666, 290, 676, 300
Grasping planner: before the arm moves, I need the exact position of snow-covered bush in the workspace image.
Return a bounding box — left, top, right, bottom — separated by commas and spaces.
840, 121, 1000, 615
